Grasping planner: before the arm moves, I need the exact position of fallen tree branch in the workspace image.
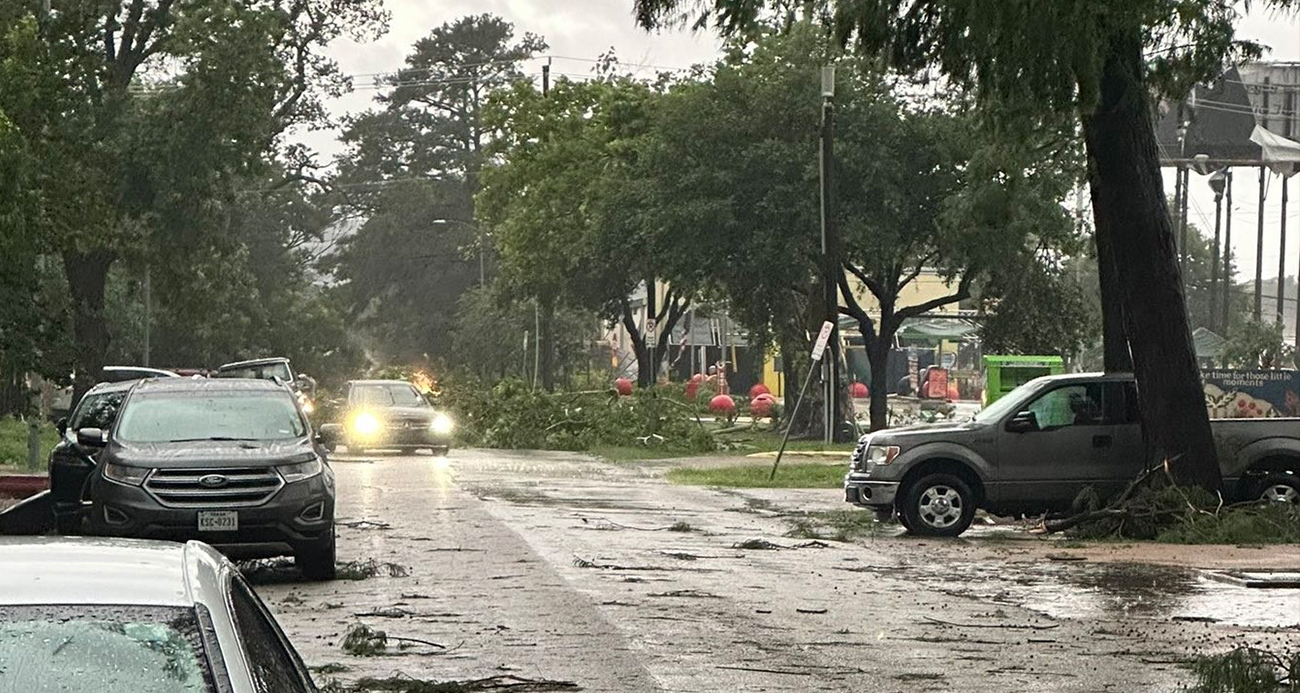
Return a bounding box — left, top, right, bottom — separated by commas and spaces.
923, 615, 1059, 630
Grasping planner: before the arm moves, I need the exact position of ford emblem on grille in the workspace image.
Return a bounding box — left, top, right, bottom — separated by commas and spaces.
198, 474, 229, 488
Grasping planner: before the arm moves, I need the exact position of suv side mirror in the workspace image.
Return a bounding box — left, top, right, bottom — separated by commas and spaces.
1005, 411, 1039, 433
76, 427, 107, 447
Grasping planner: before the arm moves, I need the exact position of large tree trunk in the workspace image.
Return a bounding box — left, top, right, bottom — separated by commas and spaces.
538, 293, 556, 392
1091, 217, 1133, 372
1081, 30, 1220, 492
865, 338, 891, 432
64, 250, 114, 404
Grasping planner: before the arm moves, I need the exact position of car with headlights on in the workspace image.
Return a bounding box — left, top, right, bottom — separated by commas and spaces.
319, 379, 453, 456
0, 536, 320, 691
74, 378, 337, 580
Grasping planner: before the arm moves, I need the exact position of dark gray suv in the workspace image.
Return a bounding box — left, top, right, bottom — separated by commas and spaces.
72, 378, 337, 580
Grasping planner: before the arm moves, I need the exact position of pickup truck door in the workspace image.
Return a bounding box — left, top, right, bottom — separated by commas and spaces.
996, 382, 1138, 508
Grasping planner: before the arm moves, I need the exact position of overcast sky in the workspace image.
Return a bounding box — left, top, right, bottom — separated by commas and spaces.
309, 2, 1300, 292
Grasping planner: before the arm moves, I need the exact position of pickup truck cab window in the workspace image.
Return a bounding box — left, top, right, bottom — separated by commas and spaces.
1024, 383, 1106, 429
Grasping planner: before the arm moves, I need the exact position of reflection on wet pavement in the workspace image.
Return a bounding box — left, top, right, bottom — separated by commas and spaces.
891, 559, 1300, 628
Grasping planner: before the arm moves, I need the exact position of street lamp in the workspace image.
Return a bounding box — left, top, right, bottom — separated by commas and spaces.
819, 65, 837, 445
431, 219, 485, 287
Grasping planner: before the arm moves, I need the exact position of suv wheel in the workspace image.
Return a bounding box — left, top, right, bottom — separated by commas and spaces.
54, 513, 82, 536
431, 446, 449, 457
296, 525, 336, 581
901, 473, 975, 537
1258, 473, 1300, 504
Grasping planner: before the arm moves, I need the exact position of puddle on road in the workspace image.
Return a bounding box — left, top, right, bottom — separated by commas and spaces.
891, 560, 1300, 628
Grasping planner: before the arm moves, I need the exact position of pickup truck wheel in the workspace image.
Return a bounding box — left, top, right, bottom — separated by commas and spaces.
902, 473, 975, 537
296, 526, 337, 581
1258, 474, 1300, 504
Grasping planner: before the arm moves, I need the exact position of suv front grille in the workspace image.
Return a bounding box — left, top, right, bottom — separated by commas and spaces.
144, 467, 284, 508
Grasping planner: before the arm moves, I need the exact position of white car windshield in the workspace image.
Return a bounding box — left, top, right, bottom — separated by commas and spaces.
0, 605, 212, 692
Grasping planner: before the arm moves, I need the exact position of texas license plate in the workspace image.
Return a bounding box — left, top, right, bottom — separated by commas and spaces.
198, 511, 238, 532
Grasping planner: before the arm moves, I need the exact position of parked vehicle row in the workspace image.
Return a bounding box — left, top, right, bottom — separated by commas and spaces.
48, 377, 338, 580
845, 372, 1300, 537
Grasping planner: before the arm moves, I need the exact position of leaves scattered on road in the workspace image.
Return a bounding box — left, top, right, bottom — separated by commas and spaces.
320, 674, 579, 692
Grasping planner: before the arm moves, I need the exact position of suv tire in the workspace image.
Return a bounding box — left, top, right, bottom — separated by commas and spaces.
296, 525, 336, 581
54, 513, 82, 536
431, 446, 449, 457
901, 472, 975, 537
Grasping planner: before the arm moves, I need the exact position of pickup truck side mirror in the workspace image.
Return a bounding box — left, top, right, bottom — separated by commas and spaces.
76, 428, 107, 448
56, 417, 69, 436
1005, 411, 1039, 433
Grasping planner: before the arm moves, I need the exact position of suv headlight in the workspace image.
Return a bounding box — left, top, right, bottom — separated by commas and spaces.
429, 413, 454, 435
351, 412, 380, 437
103, 462, 149, 486
866, 445, 901, 466
278, 457, 323, 483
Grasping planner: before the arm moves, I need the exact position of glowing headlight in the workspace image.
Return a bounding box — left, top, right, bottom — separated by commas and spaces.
278, 457, 323, 483
103, 462, 149, 486
866, 445, 901, 465
351, 412, 381, 437
429, 413, 454, 435
301, 399, 315, 415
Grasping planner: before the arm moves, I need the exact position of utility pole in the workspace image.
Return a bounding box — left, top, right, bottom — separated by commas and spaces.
819, 66, 839, 445
1224, 170, 1235, 333
142, 263, 151, 366
1210, 171, 1225, 332
533, 59, 549, 392
1279, 175, 1289, 325
1255, 166, 1267, 320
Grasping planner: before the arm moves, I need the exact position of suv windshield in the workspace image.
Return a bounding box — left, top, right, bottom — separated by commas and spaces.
0, 605, 213, 692
353, 384, 426, 408
216, 362, 292, 382
116, 391, 307, 443
70, 390, 128, 431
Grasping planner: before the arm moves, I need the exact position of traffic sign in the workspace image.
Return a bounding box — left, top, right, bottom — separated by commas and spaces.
810, 321, 834, 361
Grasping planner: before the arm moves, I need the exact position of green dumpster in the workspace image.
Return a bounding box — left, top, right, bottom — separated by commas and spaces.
982, 355, 1065, 406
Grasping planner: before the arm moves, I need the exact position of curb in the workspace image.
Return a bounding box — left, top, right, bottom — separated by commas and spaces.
0, 474, 49, 499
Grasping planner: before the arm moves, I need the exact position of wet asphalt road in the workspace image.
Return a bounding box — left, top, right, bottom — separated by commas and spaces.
254, 448, 1300, 692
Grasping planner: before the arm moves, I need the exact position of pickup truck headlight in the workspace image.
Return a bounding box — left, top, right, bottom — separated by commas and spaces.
278, 457, 323, 483
866, 445, 901, 465
429, 413, 454, 435
103, 462, 149, 486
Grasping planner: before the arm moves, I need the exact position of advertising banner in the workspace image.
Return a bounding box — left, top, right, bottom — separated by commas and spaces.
1203, 369, 1300, 418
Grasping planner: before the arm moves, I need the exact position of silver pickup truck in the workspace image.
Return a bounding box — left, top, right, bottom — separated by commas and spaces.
845, 372, 1300, 537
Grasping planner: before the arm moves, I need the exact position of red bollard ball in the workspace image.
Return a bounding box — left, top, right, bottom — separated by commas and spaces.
615, 378, 633, 396
848, 382, 869, 398
751, 393, 776, 417
708, 394, 736, 414
690, 373, 705, 384
748, 383, 771, 399
684, 382, 699, 401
